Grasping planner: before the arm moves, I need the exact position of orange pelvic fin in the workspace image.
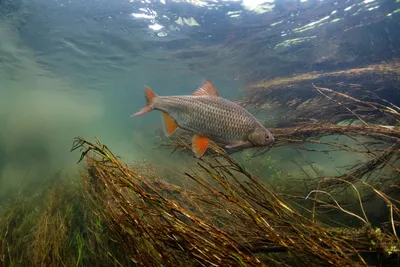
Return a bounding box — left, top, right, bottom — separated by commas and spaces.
131, 86, 158, 117
162, 112, 179, 136
192, 135, 210, 158
192, 80, 220, 97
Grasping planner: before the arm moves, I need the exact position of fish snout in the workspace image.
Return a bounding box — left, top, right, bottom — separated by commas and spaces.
266, 132, 275, 145
248, 128, 275, 147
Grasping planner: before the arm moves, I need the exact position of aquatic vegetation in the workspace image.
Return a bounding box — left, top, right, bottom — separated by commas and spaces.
1, 112, 399, 266
65, 135, 399, 266
238, 60, 400, 193
0, 173, 131, 267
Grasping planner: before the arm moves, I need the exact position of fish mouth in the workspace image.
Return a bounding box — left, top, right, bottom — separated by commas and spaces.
267, 134, 275, 145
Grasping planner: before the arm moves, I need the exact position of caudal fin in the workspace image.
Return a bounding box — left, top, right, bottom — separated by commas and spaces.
131, 86, 158, 117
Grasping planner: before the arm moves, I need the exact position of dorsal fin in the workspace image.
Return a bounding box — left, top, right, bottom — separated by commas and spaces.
192, 80, 220, 97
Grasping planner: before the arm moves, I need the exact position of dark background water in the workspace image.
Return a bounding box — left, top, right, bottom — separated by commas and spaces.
0, 0, 399, 199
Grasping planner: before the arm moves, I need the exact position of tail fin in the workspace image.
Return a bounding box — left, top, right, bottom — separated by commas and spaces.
131, 86, 158, 117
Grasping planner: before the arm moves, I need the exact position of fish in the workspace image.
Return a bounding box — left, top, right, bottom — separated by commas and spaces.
131, 80, 275, 158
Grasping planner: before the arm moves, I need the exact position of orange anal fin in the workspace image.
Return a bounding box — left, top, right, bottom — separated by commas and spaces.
192, 135, 210, 158
162, 112, 179, 136
192, 80, 220, 97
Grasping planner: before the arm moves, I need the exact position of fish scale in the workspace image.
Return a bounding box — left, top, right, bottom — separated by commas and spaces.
132, 80, 274, 158
154, 96, 258, 144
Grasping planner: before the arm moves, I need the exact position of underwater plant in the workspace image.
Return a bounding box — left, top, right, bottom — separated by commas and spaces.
0, 171, 132, 267
68, 134, 399, 266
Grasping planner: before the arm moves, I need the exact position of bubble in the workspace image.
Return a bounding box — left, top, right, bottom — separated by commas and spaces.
157, 31, 168, 37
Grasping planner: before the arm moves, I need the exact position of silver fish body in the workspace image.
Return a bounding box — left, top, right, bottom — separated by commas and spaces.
152, 95, 271, 146
132, 80, 274, 157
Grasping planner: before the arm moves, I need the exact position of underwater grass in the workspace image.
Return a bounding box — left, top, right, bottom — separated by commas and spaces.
231, 61, 400, 199
0, 171, 132, 267
0, 128, 398, 266
67, 135, 399, 266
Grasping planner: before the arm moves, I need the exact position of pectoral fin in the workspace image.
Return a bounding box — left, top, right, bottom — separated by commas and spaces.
192, 135, 210, 158
162, 112, 179, 136
225, 140, 250, 149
